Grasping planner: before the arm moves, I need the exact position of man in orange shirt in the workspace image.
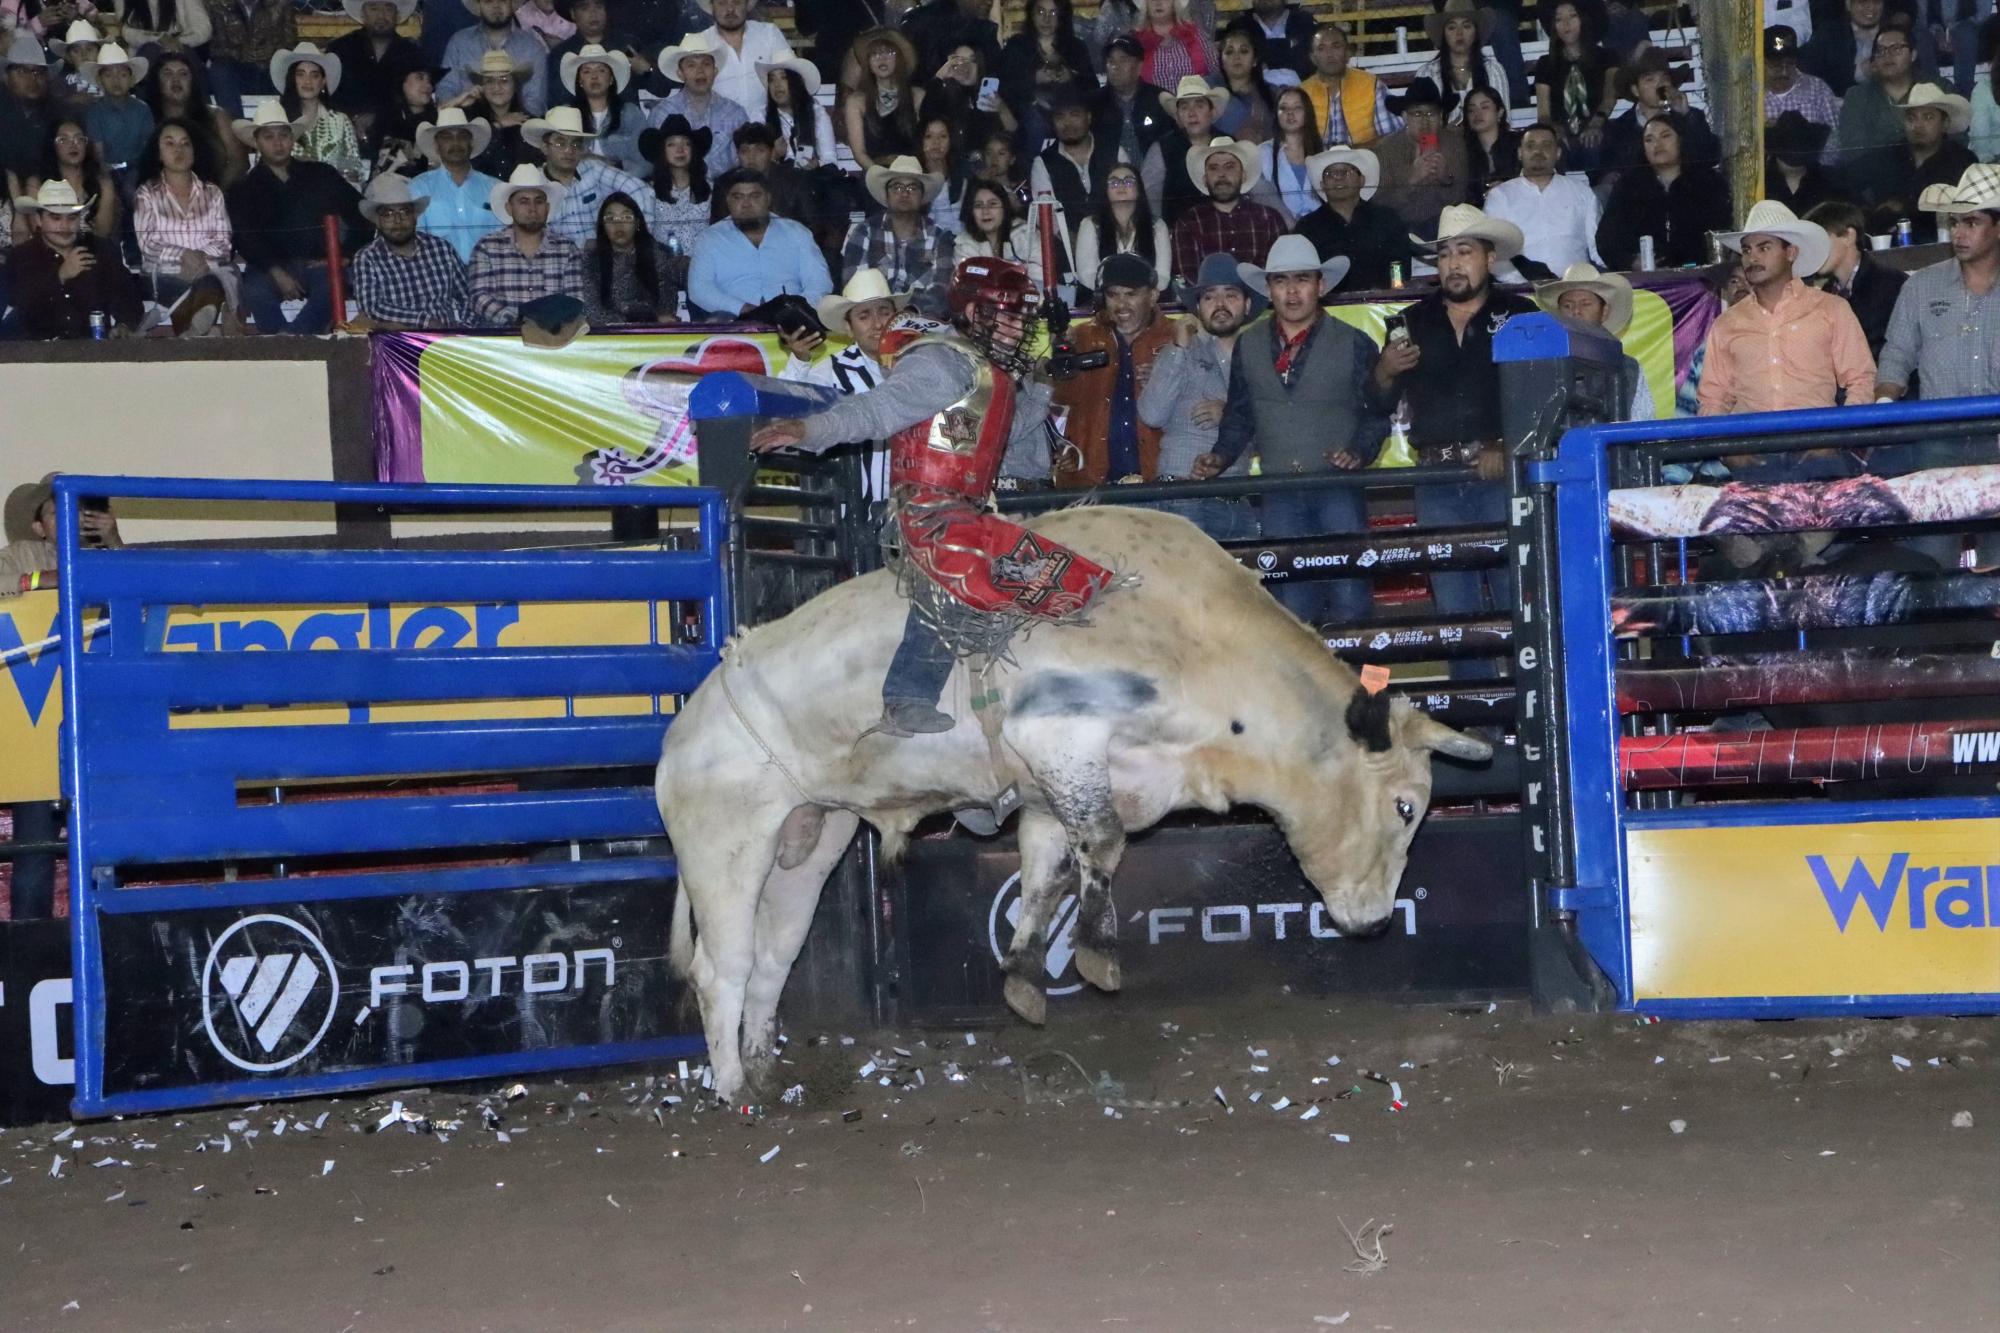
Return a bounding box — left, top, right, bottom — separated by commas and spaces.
1696, 199, 1876, 419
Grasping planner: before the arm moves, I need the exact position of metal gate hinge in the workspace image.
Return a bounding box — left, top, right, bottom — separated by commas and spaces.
1547, 884, 1613, 912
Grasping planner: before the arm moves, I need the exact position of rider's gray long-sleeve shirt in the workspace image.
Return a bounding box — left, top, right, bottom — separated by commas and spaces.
796, 341, 1056, 482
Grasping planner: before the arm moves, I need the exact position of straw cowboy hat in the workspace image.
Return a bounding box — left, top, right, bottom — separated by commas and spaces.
755, 53, 822, 98
847, 26, 917, 82
1918, 161, 2000, 214
46, 19, 103, 59
343, 0, 418, 19
12, 179, 90, 215
559, 42, 631, 94
232, 100, 307, 146
490, 163, 568, 218
1236, 234, 1350, 296
3, 474, 60, 545
1535, 262, 1634, 336
864, 154, 944, 207
659, 29, 730, 82
1158, 73, 1229, 116
81, 41, 148, 85
269, 42, 340, 95
1898, 83, 1973, 135
468, 47, 533, 81
521, 104, 600, 151
1306, 146, 1379, 200
1419, 202, 1524, 259
817, 268, 914, 333
1188, 136, 1261, 193
1424, 0, 1494, 48
459, 0, 519, 14
415, 106, 494, 160
358, 172, 432, 223
1716, 199, 1830, 281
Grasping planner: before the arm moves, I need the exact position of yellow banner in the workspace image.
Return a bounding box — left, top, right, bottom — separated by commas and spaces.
1629, 819, 2000, 1000
0, 593, 664, 803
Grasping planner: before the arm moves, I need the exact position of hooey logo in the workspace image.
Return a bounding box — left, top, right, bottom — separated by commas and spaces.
201, 914, 341, 1073
987, 872, 1084, 996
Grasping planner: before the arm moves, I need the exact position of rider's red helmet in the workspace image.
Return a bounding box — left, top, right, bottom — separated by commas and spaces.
947, 256, 1036, 317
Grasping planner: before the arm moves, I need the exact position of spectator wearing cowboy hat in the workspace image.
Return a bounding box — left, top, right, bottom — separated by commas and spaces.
683, 0, 797, 119
48, 17, 105, 105
1808, 198, 1904, 360
1136, 251, 1262, 538
523, 104, 653, 244
408, 106, 501, 259
1697, 199, 1875, 418
437, 0, 551, 114
224, 101, 368, 334
467, 162, 584, 325
328, 0, 428, 126
1170, 135, 1283, 282
1291, 146, 1413, 292
1599, 46, 1718, 184
1764, 25, 1838, 129
1371, 78, 1473, 238
1831, 16, 1940, 200
687, 165, 832, 316
1482, 122, 1601, 279
545, 0, 650, 105
1194, 233, 1383, 625
1866, 84, 1977, 230
841, 154, 953, 318
1301, 22, 1399, 149
79, 41, 152, 177
1140, 74, 1226, 226
1416, 0, 1509, 125
776, 267, 914, 505
351, 171, 468, 327
640, 114, 715, 254
273, 43, 363, 171
555, 43, 644, 177
366, 50, 447, 176
646, 30, 749, 174
756, 53, 835, 169
0, 32, 59, 186
841, 26, 922, 172
1596, 111, 1732, 270
6, 178, 144, 337
1535, 262, 1653, 420
449, 48, 534, 176
1878, 164, 2000, 412
1052, 251, 1175, 488
205, 0, 297, 117
1367, 203, 1536, 668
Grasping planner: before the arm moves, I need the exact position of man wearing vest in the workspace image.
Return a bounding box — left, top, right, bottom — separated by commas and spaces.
1302, 23, 1401, 148
778, 267, 918, 508
1141, 76, 1228, 227
1192, 235, 1389, 627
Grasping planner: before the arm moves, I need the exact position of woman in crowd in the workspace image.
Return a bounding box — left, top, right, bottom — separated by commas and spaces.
273, 44, 361, 177
132, 117, 237, 329
1254, 84, 1322, 222
1763, 110, 1835, 216
1072, 161, 1169, 294
1134, 0, 1212, 90
1533, 0, 1617, 172
975, 126, 1030, 205
842, 26, 921, 173
1212, 23, 1279, 145
955, 178, 1070, 287
923, 42, 1016, 150
759, 55, 837, 168
1596, 114, 1731, 270
998, 0, 1093, 151
582, 190, 678, 325
916, 111, 970, 234
1, 0, 100, 39
1420, 0, 1509, 124
452, 50, 532, 178
643, 115, 713, 261
100, 0, 210, 53
1461, 84, 1518, 193
31, 117, 120, 238
561, 44, 644, 177
144, 49, 246, 186
1974, 17, 2000, 162
369, 54, 440, 178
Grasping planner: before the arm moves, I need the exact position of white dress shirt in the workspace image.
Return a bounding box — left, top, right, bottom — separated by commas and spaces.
696, 20, 797, 119
1482, 172, 1604, 275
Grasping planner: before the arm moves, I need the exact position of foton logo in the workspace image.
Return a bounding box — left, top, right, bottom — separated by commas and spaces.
1808, 854, 1999, 932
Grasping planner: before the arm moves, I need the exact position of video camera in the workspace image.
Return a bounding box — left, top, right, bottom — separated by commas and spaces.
1040, 294, 1109, 380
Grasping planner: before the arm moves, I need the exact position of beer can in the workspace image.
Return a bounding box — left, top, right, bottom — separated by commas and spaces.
1894, 218, 1913, 246
1637, 235, 1655, 271
88, 310, 109, 340
1388, 261, 1405, 289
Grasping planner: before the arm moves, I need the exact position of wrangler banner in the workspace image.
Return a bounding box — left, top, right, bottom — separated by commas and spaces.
369, 293, 1682, 485
1627, 817, 2000, 1000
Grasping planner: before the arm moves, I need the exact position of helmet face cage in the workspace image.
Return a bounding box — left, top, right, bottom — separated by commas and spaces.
948, 256, 1040, 373
961, 293, 1042, 376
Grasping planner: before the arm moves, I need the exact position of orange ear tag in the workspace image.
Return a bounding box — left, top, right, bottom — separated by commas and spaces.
1358, 664, 1391, 695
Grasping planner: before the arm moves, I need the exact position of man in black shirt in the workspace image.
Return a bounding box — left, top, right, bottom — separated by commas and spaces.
1367, 203, 1535, 677
226, 103, 369, 334
1293, 146, 1414, 292
328, 0, 429, 123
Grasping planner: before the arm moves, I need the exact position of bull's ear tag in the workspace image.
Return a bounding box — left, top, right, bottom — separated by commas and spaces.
1359, 664, 1391, 695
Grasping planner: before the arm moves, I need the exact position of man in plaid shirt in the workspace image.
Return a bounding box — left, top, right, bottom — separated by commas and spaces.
351, 176, 469, 330
840, 155, 952, 318
1764, 26, 1839, 128
1171, 137, 1286, 282
468, 165, 585, 328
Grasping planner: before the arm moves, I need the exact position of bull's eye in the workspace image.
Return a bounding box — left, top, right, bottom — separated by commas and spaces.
1395, 798, 1415, 825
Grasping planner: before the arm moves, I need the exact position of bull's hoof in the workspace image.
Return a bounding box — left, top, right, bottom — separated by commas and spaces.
1003, 974, 1047, 1026
1075, 946, 1122, 993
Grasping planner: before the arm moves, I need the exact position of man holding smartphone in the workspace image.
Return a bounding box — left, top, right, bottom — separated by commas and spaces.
3, 473, 122, 593
777, 268, 920, 507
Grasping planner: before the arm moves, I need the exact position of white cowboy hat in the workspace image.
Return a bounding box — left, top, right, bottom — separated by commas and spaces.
817, 267, 914, 333
659, 29, 730, 82
755, 54, 822, 99
1158, 74, 1229, 116
1898, 83, 1972, 136
1419, 202, 1524, 259
12, 179, 89, 215
559, 42, 632, 94
521, 104, 601, 151
1918, 161, 2000, 215
415, 106, 494, 160
1188, 136, 1261, 194
342, 0, 418, 21
1236, 234, 1350, 295
1535, 262, 1634, 336
46, 19, 104, 59
358, 172, 432, 223
864, 154, 944, 207
269, 42, 341, 96
80, 41, 148, 85
1305, 146, 1379, 201
232, 99, 307, 147
490, 163, 568, 219
1715, 199, 1830, 283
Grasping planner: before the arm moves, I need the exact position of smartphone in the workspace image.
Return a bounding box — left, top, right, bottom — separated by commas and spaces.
977, 76, 1000, 111
1384, 314, 1410, 347
1417, 132, 1439, 155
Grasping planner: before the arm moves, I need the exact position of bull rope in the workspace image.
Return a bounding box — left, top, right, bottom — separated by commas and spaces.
716, 651, 837, 808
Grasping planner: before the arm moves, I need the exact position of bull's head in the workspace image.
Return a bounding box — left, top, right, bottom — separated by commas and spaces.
1273, 684, 1493, 937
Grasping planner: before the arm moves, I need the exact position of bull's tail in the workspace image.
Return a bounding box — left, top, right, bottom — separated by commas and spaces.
668, 879, 695, 980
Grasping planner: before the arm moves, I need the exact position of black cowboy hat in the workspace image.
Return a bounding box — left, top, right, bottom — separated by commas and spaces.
381, 49, 449, 86
637, 113, 714, 164
1764, 109, 1830, 161
1387, 76, 1453, 116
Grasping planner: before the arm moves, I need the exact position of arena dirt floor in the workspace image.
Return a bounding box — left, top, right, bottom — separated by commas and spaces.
4, 996, 1996, 1332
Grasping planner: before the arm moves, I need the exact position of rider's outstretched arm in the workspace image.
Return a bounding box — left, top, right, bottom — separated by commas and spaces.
798, 343, 977, 454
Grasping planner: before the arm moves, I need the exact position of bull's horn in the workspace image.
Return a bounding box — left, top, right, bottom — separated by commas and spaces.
1404, 710, 1494, 763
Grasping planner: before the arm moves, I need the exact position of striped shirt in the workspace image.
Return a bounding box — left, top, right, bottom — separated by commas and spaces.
466, 228, 586, 326
780, 342, 891, 500
133, 176, 233, 271
1877, 256, 2000, 400
353, 232, 470, 327
1764, 73, 1840, 128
